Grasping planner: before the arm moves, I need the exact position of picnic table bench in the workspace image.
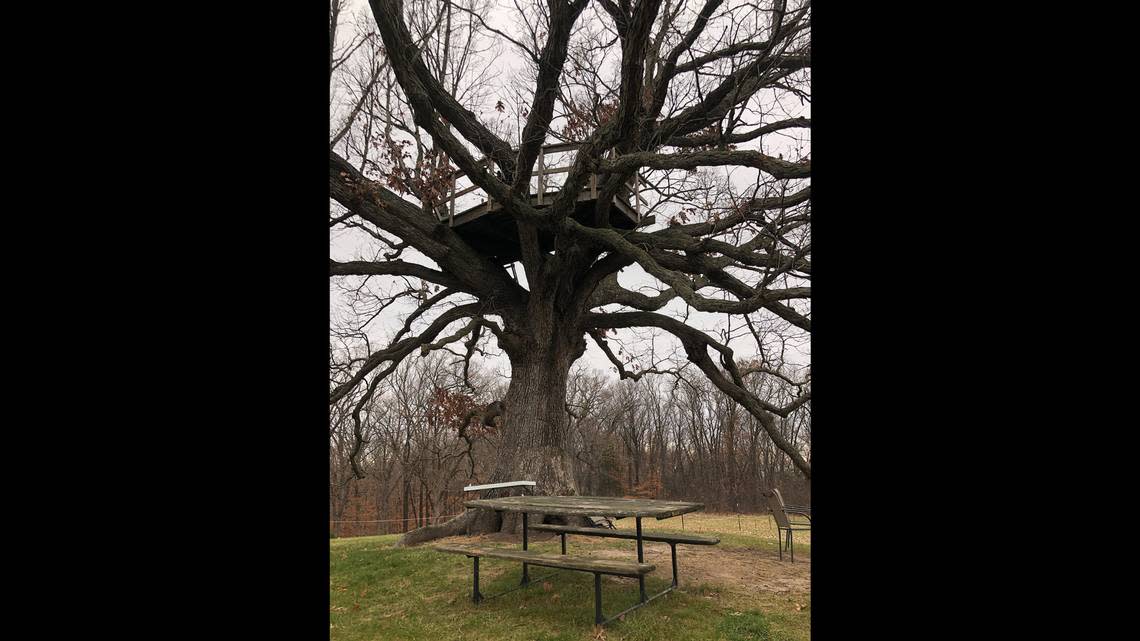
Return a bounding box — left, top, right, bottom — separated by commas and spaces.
529, 524, 718, 588
435, 494, 713, 625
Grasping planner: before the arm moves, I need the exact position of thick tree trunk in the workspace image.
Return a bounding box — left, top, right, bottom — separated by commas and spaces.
396, 313, 591, 546
481, 353, 582, 534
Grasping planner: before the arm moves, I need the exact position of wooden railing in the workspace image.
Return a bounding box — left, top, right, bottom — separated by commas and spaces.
434, 142, 649, 225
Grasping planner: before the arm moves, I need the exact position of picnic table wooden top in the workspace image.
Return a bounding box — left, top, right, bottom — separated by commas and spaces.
463, 495, 704, 519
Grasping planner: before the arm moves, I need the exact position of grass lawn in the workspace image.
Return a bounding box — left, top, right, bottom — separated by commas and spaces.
330, 513, 810, 641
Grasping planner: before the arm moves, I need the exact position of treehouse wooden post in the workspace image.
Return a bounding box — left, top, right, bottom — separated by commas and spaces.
449, 162, 456, 226
483, 154, 492, 213
536, 147, 545, 205
634, 172, 640, 219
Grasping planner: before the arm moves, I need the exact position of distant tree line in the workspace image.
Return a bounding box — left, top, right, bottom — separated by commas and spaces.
330, 351, 809, 537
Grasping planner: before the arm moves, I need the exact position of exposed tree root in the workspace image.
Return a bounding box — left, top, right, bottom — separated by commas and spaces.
395, 510, 481, 547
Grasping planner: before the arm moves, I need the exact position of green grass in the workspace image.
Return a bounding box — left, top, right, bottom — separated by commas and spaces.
331, 524, 809, 641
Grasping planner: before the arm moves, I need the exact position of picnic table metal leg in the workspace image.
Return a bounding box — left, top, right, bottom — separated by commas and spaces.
594, 573, 603, 624
521, 512, 530, 584
560, 532, 566, 555
601, 579, 677, 626
471, 556, 482, 604
670, 542, 678, 588
636, 517, 646, 603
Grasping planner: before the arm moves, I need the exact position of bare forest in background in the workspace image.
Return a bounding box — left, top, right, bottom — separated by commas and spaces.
330, 352, 809, 537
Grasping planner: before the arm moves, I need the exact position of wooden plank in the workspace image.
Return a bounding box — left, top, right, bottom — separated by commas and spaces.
445, 184, 647, 229
434, 545, 656, 576
463, 495, 704, 519
610, 197, 642, 227
536, 152, 544, 205
541, 141, 581, 154
530, 524, 719, 545
448, 189, 590, 225
451, 183, 481, 199
634, 173, 640, 218
463, 480, 536, 492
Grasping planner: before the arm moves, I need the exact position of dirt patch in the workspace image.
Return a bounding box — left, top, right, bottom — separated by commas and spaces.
588, 541, 809, 595
431, 532, 809, 597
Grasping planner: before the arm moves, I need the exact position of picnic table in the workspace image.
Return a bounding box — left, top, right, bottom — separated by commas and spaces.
436, 495, 718, 625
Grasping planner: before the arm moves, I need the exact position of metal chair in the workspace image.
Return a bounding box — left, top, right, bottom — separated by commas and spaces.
763, 488, 811, 562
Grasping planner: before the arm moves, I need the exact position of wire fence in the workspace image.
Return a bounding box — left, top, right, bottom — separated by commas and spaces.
330, 510, 809, 544
330, 513, 464, 538
614, 512, 811, 544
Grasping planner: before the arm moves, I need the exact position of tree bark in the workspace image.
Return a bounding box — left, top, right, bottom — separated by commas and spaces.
396, 314, 592, 546
485, 353, 582, 534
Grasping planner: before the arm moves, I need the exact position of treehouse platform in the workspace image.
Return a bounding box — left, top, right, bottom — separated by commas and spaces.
434, 142, 652, 264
